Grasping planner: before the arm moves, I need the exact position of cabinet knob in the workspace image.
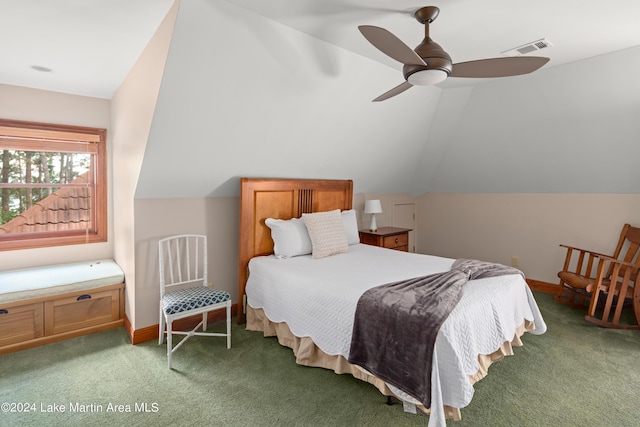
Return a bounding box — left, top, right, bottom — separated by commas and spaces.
395, 238, 399, 243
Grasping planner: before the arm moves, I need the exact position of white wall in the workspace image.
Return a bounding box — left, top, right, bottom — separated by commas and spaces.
136, 0, 442, 199
0, 84, 112, 270
411, 46, 640, 194
110, 0, 179, 328
136, 3, 640, 200
417, 193, 640, 283
133, 197, 238, 329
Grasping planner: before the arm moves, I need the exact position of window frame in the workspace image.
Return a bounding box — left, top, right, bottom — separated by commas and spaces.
0, 118, 107, 251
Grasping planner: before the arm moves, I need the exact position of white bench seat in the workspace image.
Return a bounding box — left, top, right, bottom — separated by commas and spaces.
0, 259, 124, 304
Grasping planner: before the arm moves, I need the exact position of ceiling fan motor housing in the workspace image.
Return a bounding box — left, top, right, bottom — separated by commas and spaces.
404, 7, 452, 80
404, 38, 453, 80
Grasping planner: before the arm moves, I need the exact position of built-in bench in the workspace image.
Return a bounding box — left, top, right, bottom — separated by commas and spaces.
0, 259, 125, 355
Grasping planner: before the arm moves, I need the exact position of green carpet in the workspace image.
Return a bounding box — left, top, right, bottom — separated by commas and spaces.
1, 292, 639, 426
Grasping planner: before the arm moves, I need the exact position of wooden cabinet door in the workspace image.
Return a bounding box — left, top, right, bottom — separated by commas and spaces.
44, 290, 119, 336
0, 302, 44, 346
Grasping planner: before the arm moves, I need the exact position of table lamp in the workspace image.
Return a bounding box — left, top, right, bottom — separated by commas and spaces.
364, 199, 382, 232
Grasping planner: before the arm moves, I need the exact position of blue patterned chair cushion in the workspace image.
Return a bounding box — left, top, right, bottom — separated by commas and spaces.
162, 286, 231, 315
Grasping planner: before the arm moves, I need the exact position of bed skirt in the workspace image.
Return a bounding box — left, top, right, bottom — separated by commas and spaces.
246, 305, 535, 421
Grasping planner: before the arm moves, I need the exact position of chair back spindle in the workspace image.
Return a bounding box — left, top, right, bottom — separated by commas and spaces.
159, 235, 208, 295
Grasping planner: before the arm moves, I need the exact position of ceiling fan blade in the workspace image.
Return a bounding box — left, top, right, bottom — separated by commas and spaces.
372, 81, 413, 102
358, 25, 426, 66
450, 56, 550, 78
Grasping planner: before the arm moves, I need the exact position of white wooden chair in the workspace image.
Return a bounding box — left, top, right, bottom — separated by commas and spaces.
158, 234, 231, 368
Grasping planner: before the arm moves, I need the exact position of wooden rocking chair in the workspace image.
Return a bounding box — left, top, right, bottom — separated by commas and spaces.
555, 223, 640, 328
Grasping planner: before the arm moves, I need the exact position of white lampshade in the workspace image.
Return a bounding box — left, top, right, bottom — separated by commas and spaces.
407, 69, 448, 86
364, 199, 382, 214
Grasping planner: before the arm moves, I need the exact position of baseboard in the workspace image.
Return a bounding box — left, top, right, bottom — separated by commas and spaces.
526, 278, 559, 294
130, 323, 158, 345
124, 314, 151, 345
124, 313, 132, 342
128, 304, 238, 345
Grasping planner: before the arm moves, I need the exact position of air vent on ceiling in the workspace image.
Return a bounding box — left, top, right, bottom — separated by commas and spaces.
501, 38, 553, 57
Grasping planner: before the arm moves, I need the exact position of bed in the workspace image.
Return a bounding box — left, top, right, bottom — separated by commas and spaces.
237, 177, 546, 426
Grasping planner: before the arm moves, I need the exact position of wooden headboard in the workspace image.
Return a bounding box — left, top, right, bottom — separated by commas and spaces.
237, 178, 353, 323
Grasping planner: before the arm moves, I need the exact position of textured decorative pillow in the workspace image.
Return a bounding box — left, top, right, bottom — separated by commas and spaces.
302, 209, 349, 259
341, 209, 360, 245
265, 217, 312, 259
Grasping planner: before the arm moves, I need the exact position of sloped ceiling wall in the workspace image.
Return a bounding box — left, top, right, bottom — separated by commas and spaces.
137, 0, 640, 198
136, 0, 442, 198
412, 46, 640, 194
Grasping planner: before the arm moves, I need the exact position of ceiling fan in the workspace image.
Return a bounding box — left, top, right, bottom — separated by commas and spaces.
359, 6, 550, 102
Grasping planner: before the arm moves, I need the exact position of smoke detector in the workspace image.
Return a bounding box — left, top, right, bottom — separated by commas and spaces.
501, 38, 553, 57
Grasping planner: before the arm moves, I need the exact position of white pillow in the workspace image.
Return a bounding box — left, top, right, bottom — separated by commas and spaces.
265, 217, 312, 259
341, 209, 360, 245
302, 209, 349, 259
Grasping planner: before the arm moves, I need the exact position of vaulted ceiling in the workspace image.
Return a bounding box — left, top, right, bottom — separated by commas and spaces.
2, 1, 640, 197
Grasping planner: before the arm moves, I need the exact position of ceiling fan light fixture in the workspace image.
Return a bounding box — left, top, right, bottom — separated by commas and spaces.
407, 69, 447, 85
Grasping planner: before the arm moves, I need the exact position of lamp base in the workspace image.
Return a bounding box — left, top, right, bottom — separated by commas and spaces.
369, 214, 378, 232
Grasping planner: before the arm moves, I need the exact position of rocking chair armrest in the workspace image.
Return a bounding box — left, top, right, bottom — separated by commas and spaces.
558, 244, 614, 279
592, 254, 639, 271
559, 244, 611, 260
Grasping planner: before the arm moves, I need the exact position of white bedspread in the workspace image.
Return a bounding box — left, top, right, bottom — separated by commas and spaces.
246, 244, 546, 425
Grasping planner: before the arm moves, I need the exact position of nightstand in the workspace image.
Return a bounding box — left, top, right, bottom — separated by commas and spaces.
359, 227, 412, 252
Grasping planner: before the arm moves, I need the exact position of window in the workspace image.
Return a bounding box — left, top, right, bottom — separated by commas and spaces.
0, 119, 107, 251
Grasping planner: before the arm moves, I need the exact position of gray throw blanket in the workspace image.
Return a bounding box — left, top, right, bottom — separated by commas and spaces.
348, 259, 523, 408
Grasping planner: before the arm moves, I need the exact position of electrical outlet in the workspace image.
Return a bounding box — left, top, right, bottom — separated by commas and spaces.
511, 256, 519, 267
